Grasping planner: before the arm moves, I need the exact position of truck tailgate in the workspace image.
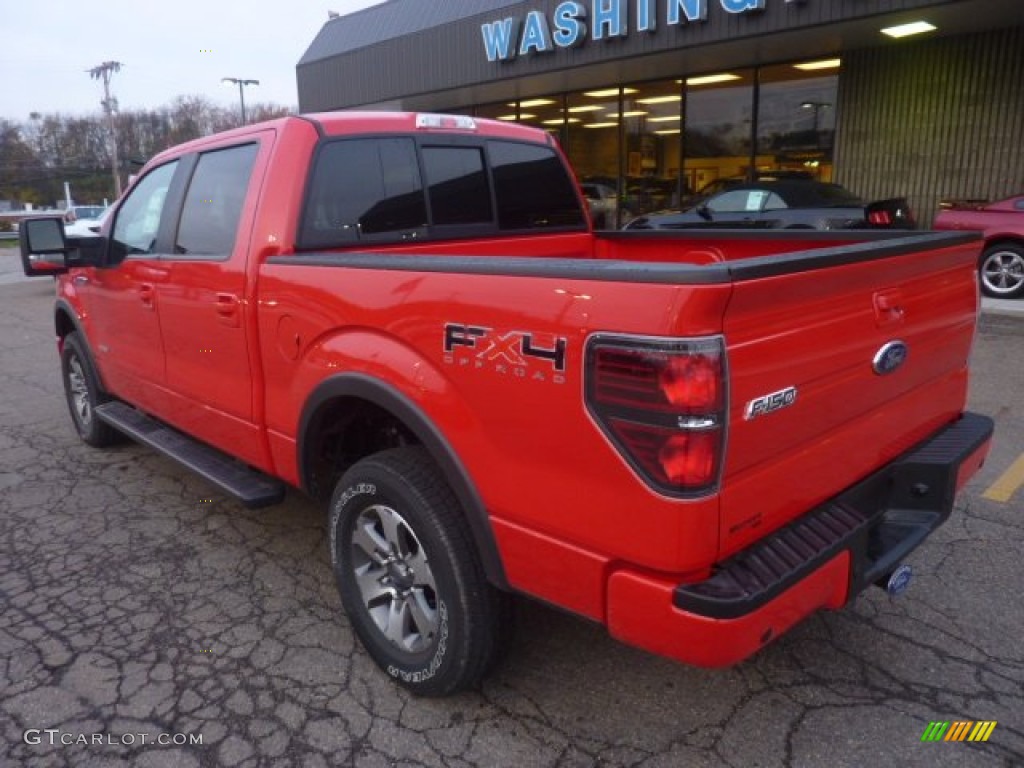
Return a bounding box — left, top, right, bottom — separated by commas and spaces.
718, 236, 980, 558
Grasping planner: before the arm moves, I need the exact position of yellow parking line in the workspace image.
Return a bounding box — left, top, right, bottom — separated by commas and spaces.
983, 453, 1024, 503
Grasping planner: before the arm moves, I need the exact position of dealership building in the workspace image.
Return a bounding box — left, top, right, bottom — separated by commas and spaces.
297, 0, 1023, 225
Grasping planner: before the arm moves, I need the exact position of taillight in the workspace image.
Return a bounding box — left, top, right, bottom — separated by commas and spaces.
867, 210, 892, 226
586, 335, 727, 496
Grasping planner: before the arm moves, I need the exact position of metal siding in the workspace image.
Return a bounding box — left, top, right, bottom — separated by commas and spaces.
300, 0, 521, 65
297, 0, 962, 111
835, 26, 1024, 227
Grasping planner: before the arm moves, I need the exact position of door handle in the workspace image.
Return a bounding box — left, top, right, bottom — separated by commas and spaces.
873, 290, 905, 327
215, 293, 240, 327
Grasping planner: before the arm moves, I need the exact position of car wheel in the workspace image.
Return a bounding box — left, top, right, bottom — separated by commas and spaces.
979, 243, 1024, 298
61, 332, 119, 447
328, 447, 508, 696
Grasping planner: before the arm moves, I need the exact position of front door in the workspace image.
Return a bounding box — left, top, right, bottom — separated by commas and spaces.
84, 160, 180, 411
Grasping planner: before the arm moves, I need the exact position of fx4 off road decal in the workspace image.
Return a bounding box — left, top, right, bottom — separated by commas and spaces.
443, 323, 568, 384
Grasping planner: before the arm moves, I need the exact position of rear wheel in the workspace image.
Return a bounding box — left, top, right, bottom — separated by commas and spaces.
328, 447, 507, 696
61, 332, 119, 447
979, 243, 1024, 298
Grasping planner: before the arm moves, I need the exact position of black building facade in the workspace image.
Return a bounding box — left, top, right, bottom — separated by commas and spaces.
298, 0, 1024, 225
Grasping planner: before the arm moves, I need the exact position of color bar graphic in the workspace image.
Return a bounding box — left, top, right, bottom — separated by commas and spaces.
921, 721, 997, 742
968, 722, 998, 742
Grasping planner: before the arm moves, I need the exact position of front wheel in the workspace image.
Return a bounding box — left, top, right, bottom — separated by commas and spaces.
61, 332, 119, 447
979, 243, 1024, 298
328, 447, 507, 696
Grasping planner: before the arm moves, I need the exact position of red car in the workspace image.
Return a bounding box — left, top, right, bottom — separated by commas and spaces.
934, 195, 1024, 298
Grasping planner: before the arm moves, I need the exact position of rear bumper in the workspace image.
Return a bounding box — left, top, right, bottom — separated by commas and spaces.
606, 412, 994, 667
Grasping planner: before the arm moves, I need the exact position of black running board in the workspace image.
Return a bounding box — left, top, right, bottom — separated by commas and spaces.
95, 402, 286, 509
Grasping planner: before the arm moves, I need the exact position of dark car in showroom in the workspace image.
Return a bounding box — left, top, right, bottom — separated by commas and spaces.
623, 179, 915, 232
933, 194, 1024, 298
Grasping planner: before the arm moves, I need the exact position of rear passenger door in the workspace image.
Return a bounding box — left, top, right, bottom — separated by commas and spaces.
155, 139, 265, 462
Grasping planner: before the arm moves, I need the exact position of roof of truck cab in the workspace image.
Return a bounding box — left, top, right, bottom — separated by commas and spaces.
304, 111, 554, 144
141, 112, 553, 173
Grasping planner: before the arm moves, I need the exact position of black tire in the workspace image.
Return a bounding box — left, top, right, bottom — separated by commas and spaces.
979, 243, 1024, 299
328, 447, 507, 696
61, 332, 119, 447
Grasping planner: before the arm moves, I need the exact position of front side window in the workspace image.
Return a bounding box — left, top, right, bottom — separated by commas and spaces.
111, 161, 178, 258
488, 141, 585, 230
302, 138, 427, 247
175, 143, 258, 259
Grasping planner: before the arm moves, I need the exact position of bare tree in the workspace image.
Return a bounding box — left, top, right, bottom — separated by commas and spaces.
1, 95, 292, 205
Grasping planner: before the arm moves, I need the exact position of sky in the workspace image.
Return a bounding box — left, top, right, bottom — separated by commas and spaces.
2, 0, 384, 122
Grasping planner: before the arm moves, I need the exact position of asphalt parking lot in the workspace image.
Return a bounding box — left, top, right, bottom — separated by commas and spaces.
1, 247, 1022, 768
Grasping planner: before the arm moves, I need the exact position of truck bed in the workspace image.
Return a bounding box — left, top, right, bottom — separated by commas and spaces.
266, 228, 981, 570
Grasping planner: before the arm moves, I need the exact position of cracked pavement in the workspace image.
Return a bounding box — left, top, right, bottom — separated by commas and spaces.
1, 251, 1022, 767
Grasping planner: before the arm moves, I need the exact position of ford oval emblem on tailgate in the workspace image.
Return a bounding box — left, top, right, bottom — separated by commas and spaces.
873, 340, 908, 375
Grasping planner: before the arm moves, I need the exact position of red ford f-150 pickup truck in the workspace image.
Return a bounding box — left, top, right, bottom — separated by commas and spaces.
20, 112, 994, 696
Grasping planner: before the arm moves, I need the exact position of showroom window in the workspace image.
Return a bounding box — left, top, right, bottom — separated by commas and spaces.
466, 58, 840, 227
622, 80, 684, 221
684, 70, 756, 195
565, 86, 622, 225
756, 61, 840, 181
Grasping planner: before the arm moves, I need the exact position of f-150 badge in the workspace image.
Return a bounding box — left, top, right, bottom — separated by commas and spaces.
744, 386, 798, 421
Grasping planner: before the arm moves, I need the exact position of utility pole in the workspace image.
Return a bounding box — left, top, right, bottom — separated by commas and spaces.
89, 61, 123, 198
222, 78, 259, 125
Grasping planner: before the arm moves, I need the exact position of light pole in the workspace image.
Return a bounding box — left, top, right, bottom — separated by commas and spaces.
89, 61, 124, 198
800, 101, 832, 140
222, 77, 259, 124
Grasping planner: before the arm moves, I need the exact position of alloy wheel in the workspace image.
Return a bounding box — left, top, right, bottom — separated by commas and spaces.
350, 504, 439, 653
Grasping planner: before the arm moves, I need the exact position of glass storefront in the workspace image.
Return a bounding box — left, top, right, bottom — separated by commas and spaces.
468, 59, 839, 227
756, 62, 839, 182
684, 71, 755, 196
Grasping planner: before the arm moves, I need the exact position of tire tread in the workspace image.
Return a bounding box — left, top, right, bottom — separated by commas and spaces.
332, 446, 508, 695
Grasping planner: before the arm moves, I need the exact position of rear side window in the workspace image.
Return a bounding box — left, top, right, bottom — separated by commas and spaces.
302, 138, 427, 246
708, 189, 754, 213
487, 141, 585, 230
421, 146, 492, 226
175, 143, 258, 258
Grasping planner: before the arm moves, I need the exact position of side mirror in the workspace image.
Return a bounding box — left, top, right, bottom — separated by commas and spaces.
20, 217, 105, 277
697, 204, 713, 222
20, 217, 69, 276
